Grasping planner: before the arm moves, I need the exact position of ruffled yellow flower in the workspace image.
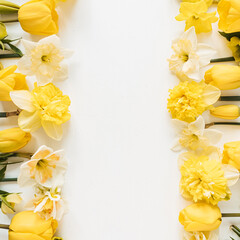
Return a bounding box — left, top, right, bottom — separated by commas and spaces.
205, 65, 240, 90
210, 105, 240, 120
179, 203, 222, 232
182, 0, 213, 7
175, 0, 218, 34
180, 152, 230, 205
9, 211, 58, 240
0, 65, 28, 101
218, 0, 240, 33
167, 81, 220, 123
223, 141, 240, 171
228, 37, 240, 63
0, 127, 31, 153
1, 193, 22, 214
10, 83, 71, 140
18, 0, 58, 35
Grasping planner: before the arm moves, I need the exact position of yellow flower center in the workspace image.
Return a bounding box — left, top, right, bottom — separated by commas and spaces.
41, 55, 51, 63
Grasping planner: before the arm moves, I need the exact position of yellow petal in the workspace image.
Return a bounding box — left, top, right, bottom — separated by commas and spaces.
42, 121, 63, 141
18, 110, 42, 132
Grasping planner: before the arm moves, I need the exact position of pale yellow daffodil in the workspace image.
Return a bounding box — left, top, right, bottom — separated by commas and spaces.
176, 0, 218, 34
171, 116, 222, 152
18, 145, 67, 188
10, 83, 71, 140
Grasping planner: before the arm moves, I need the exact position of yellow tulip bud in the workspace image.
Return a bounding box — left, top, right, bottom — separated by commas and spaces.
218, 0, 240, 33
0, 127, 31, 153
9, 211, 58, 240
205, 65, 240, 90
18, 0, 58, 36
0, 65, 28, 101
210, 105, 240, 120
0, 23, 7, 40
179, 203, 222, 232
223, 141, 240, 171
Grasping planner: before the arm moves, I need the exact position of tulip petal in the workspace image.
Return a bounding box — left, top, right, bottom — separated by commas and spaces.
202, 85, 221, 106
18, 110, 42, 132
9, 232, 46, 240
42, 121, 63, 141
10, 90, 35, 112
222, 164, 240, 186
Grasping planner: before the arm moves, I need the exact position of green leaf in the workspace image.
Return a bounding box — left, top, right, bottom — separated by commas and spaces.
0, 165, 7, 181
219, 31, 240, 41
0, 190, 9, 196
7, 42, 23, 57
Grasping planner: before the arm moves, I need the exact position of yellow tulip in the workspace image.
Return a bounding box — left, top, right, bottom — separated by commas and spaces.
0, 23, 7, 40
218, 0, 240, 33
0, 65, 28, 101
0, 127, 31, 153
205, 65, 240, 90
223, 141, 240, 171
9, 211, 58, 240
18, 0, 58, 35
210, 105, 240, 120
179, 203, 222, 232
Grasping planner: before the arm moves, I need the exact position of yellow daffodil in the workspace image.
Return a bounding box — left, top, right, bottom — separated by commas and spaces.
179, 151, 231, 205
182, 231, 218, 240
167, 81, 220, 123
205, 65, 240, 90
179, 203, 222, 232
223, 141, 240, 171
18, 0, 58, 35
18, 35, 72, 86
218, 0, 240, 33
27, 185, 65, 221
182, 0, 213, 7
0, 65, 28, 101
0, 193, 22, 214
172, 116, 222, 151
0, 127, 31, 153
10, 83, 71, 140
9, 211, 58, 240
175, 0, 218, 34
228, 37, 240, 63
168, 27, 216, 81
18, 145, 67, 188
210, 105, 240, 119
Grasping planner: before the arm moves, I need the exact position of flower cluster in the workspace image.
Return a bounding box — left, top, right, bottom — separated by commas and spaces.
169, 0, 240, 239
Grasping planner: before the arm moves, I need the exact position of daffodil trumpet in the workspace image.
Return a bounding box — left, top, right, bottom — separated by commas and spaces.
230, 225, 240, 238
210, 56, 235, 63
0, 109, 20, 118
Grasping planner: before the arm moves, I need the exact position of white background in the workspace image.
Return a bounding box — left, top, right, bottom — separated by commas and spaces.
0, 0, 240, 239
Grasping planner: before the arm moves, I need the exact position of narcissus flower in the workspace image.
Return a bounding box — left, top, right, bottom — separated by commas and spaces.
0, 127, 31, 153
167, 81, 220, 123
171, 116, 222, 152
9, 211, 58, 240
179, 151, 235, 205
0, 193, 22, 214
205, 65, 240, 90
18, 35, 73, 86
0, 65, 28, 101
179, 203, 222, 232
223, 141, 240, 171
10, 83, 71, 140
228, 37, 240, 63
18, 0, 58, 35
182, 231, 218, 240
28, 185, 66, 221
218, 0, 240, 33
210, 105, 240, 120
168, 27, 216, 81
18, 145, 67, 188
175, 0, 218, 34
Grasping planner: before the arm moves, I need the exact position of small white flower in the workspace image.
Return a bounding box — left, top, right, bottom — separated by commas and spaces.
172, 116, 222, 152
168, 27, 216, 81
18, 145, 67, 188
27, 185, 66, 221
18, 35, 73, 86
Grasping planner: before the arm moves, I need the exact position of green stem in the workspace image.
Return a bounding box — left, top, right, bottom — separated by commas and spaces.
222, 213, 240, 217
230, 225, 240, 237
210, 56, 235, 63
0, 109, 20, 118
220, 96, 240, 101
0, 178, 17, 182
0, 224, 9, 229
206, 122, 240, 128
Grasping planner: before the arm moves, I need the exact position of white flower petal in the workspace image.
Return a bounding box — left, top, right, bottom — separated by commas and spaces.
188, 116, 205, 136
18, 110, 42, 132
34, 197, 48, 213
171, 119, 188, 134
53, 62, 68, 82
22, 39, 37, 55
18, 162, 35, 187
10, 90, 35, 112
202, 84, 221, 106
61, 48, 74, 58
18, 56, 34, 75
31, 145, 54, 160
42, 121, 63, 141
171, 138, 183, 152
180, 27, 197, 50
222, 164, 239, 187
203, 129, 223, 145
38, 35, 61, 48
197, 43, 216, 67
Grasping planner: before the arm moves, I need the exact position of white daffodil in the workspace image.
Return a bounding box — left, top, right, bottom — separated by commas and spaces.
18, 35, 73, 86
168, 27, 216, 81
172, 116, 222, 152
27, 185, 66, 221
18, 145, 67, 188
182, 231, 218, 240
